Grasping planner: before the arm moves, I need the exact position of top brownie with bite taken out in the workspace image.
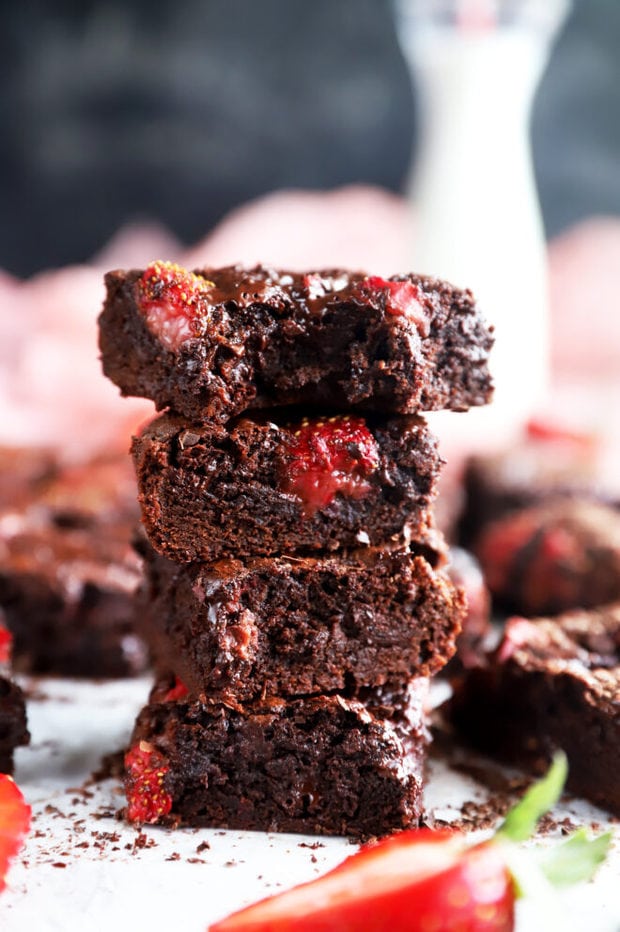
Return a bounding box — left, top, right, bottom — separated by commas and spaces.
99, 262, 494, 424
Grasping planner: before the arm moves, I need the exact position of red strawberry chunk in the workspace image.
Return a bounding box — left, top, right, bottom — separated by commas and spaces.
302, 272, 326, 300
526, 418, 595, 449
0, 775, 31, 893
162, 677, 189, 703
0, 624, 12, 665
281, 416, 380, 514
362, 276, 430, 336
137, 261, 212, 352
125, 741, 172, 824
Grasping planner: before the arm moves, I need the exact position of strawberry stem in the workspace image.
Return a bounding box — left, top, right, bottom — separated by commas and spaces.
493, 752, 611, 897
495, 751, 568, 843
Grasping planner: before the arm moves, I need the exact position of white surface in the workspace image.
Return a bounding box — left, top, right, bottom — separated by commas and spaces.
0, 677, 618, 932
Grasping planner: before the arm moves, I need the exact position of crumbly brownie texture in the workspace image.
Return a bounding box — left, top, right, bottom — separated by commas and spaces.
125, 675, 429, 837
448, 609, 620, 815
457, 421, 606, 547
444, 547, 492, 673
132, 410, 442, 561
473, 499, 620, 617
0, 674, 29, 774
0, 455, 148, 677
140, 546, 463, 704
99, 264, 494, 423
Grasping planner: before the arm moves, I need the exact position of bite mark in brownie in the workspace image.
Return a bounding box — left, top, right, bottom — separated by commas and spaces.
125, 674, 429, 838
140, 546, 464, 704
132, 410, 442, 561
448, 608, 620, 815
99, 264, 494, 423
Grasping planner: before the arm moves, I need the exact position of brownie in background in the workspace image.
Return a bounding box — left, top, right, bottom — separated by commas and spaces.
448, 608, 620, 816
0, 450, 148, 677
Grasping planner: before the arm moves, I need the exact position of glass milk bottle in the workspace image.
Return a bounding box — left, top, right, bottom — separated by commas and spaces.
395, 0, 569, 452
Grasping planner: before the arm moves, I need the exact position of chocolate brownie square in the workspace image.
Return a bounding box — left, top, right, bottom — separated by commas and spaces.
125, 674, 429, 838
0, 455, 148, 677
448, 609, 620, 815
472, 499, 620, 616
99, 263, 494, 424
139, 545, 463, 704
132, 410, 442, 562
0, 446, 58, 512
457, 421, 606, 548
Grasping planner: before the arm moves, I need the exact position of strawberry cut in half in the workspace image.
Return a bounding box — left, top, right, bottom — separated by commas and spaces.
0, 775, 31, 893
209, 754, 610, 932
211, 830, 512, 932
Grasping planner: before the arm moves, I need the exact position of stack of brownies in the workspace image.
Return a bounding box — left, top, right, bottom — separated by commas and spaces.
98, 261, 493, 836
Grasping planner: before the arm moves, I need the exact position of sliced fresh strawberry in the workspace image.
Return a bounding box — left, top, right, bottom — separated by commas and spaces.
209, 755, 610, 932
137, 261, 213, 352
124, 740, 172, 824
211, 830, 513, 932
281, 416, 380, 514
0, 775, 31, 893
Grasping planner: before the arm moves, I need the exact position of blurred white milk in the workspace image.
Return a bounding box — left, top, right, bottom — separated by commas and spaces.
395, 1, 569, 454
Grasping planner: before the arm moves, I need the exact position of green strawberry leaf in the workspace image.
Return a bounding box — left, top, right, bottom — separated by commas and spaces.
539, 828, 613, 887
495, 752, 568, 843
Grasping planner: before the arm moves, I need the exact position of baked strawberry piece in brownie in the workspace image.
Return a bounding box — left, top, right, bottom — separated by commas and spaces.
473, 498, 620, 616
448, 608, 620, 815
0, 455, 148, 677
99, 263, 493, 424
0, 615, 29, 774
139, 545, 463, 705
124, 674, 429, 837
132, 410, 442, 562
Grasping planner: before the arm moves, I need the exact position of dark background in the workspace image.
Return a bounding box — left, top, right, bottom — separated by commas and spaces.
2, 0, 619, 276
